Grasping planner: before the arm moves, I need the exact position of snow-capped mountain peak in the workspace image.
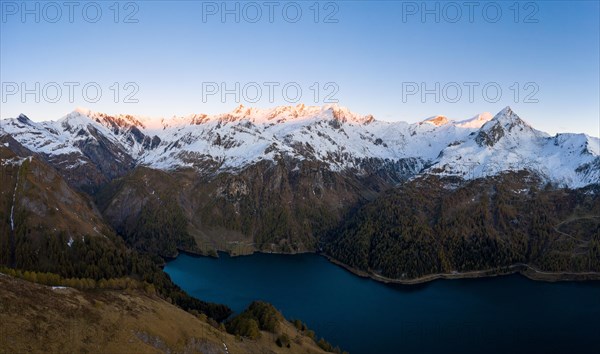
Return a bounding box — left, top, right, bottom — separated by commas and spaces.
73, 106, 92, 115
474, 106, 547, 147
488, 106, 529, 128
455, 112, 493, 129
17, 113, 31, 122
214, 103, 374, 125
423, 115, 449, 126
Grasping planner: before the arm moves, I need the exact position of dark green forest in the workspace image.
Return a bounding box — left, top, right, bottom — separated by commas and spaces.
1, 204, 231, 321
325, 174, 600, 280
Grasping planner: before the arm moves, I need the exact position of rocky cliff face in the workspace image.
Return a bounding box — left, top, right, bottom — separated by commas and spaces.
96, 157, 416, 255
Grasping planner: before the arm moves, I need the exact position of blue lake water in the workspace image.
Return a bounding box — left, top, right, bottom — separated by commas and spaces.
164, 252, 600, 354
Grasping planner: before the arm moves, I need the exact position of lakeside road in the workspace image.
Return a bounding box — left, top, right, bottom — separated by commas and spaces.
322, 255, 600, 285
172, 248, 600, 284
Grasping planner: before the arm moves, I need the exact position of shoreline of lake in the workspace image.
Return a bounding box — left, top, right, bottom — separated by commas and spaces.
323, 254, 600, 284
173, 248, 600, 284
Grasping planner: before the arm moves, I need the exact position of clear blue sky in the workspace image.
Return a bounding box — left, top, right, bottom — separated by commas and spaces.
1, 1, 598, 136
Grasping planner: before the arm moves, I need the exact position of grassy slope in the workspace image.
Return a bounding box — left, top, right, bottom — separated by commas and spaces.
0, 274, 327, 354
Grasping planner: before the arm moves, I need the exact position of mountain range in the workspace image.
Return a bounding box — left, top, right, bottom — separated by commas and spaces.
1, 104, 598, 264
2, 105, 598, 192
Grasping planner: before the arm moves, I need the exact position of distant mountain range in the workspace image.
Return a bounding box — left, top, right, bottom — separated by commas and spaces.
2, 105, 598, 192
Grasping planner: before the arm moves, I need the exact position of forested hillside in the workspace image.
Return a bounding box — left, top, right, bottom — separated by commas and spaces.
325, 172, 600, 280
